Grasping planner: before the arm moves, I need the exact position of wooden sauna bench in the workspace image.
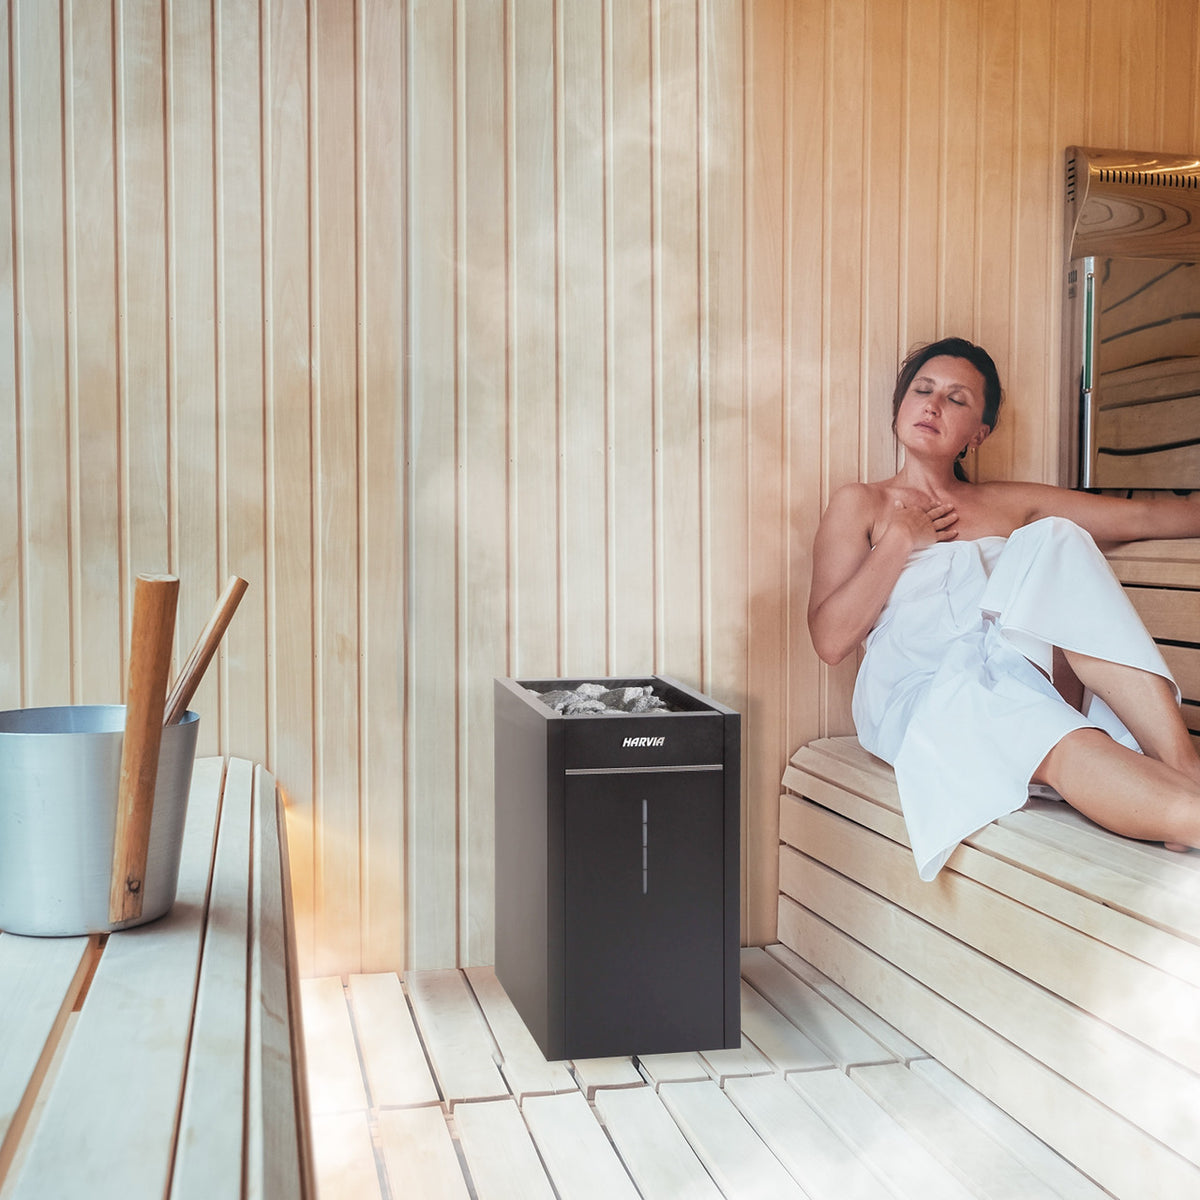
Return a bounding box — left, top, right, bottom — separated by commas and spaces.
780, 734, 1200, 1200
0, 756, 315, 1200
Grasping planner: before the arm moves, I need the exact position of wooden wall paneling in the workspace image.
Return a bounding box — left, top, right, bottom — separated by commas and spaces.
816, 0, 866, 739
558, 0, 609, 679
117, 0, 171, 598
862, 0, 903, 488
360, 0, 407, 973
742, 0, 788, 948
1185, 0, 1200, 147
698, 0, 749, 931
939, 0, 979, 341
974, 0, 1017, 484
13, 0, 71, 708
1157, 0, 1200, 151
460, 0, 508, 968
12, 0, 1200, 980
0, 0, 17, 706
780, 0, 833, 929
898, 0, 941, 349
654, 0, 704, 687
1009, 0, 1058, 486
313, 0, 363, 975
1022, 4, 1062, 490
1121, 0, 1158, 148
510, 0, 559, 682
697, 0, 745, 693
167, 0, 220, 752
66, 0, 123, 707
1046, 0, 1089, 492
607, 0, 657, 676
1084, 0, 1123, 139
1049, 0, 1088, 160
406, 0, 458, 970
266, 0, 318, 975
215, 0, 269, 763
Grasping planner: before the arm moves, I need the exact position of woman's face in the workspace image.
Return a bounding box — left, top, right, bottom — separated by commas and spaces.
895, 355, 991, 459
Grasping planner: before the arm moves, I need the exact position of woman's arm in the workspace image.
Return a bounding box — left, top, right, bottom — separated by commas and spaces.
808, 484, 955, 665
1012, 482, 1200, 545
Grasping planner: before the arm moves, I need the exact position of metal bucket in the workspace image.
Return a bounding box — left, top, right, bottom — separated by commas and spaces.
0, 705, 199, 936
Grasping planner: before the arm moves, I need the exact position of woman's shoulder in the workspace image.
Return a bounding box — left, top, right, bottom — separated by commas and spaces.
814, 481, 886, 552
826, 479, 889, 517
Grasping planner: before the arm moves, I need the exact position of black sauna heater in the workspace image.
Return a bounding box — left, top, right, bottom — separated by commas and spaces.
493, 674, 740, 1061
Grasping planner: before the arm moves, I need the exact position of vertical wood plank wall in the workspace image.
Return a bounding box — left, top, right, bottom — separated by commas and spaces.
3, 0, 1198, 976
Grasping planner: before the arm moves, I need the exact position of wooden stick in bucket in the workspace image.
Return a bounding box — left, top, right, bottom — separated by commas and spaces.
162, 575, 249, 726
110, 573, 179, 924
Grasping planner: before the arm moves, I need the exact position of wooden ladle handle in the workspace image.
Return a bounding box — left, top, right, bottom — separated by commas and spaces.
163, 575, 249, 726
110, 574, 179, 924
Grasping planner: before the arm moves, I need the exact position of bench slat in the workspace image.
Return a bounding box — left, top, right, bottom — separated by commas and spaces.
592, 1085, 723, 1200
0, 933, 95, 1181
271, 769, 317, 1200
782, 784, 1200, 987
763, 943, 928, 1063
782, 765, 908, 843
463, 966, 576, 1101
453, 1097, 556, 1200
741, 946, 895, 1069
300, 976, 369, 1113
722, 1074, 894, 1200
568, 1057, 642, 1098
634, 1051, 709, 1088
247, 766, 310, 1200
522, 1091, 641, 1200
785, 797, 1200, 1075
406, 968, 509, 1106
8, 755, 224, 1200
348, 972, 440, 1107
782, 838, 1200, 1160
170, 757, 253, 1200
789, 737, 1200, 946
778, 894, 1200, 1199
311, 1110, 384, 1200
695, 1039, 774, 1084
376, 1106, 470, 1199
1124, 583, 1200, 643
1023, 797, 1200, 892
850, 1061, 1082, 1200
908, 1059, 1111, 1200
790, 1068, 976, 1200
1160, 640, 1200, 699
656, 1078, 808, 1198
739, 980, 832, 1073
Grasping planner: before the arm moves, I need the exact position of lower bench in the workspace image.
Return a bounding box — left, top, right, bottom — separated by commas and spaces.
779, 735, 1200, 1200
0, 756, 315, 1200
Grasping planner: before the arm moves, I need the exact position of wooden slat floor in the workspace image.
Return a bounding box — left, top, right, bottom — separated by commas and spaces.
300, 944, 1111, 1200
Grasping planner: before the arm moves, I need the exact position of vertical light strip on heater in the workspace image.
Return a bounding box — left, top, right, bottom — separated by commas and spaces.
642, 799, 648, 894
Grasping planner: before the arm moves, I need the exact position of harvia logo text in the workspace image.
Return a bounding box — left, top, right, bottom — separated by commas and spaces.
623, 736, 665, 748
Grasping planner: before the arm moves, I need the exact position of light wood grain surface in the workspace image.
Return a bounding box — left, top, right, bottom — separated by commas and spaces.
5, 0, 1199, 974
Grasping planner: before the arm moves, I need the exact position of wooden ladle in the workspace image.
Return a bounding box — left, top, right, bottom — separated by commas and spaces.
109, 574, 179, 924
163, 575, 249, 726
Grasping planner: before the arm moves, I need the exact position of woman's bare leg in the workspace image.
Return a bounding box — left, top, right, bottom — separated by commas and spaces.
1034, 728, 1200, 851
1061, 650, 1200, 782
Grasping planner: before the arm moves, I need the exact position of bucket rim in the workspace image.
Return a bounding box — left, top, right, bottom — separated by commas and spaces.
0, 704, 200, 736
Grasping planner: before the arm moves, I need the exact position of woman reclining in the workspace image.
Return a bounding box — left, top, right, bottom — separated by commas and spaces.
808, 336, 1200, 878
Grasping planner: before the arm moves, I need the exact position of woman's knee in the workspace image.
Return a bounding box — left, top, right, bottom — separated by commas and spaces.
1031, 727, 1111, 790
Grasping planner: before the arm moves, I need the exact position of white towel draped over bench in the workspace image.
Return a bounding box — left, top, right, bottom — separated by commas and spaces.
779, 735, 1200, 1200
